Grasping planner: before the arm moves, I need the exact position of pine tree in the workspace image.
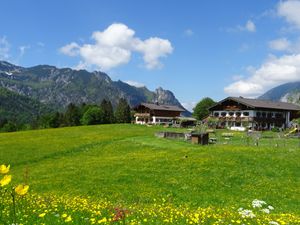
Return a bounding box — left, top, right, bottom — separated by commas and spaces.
100, 99, 115, 124
48, 112, 64, 128
115, 98, 131, 123
64, 103, 81, 126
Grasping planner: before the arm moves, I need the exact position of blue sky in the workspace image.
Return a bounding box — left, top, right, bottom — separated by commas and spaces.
1, 0, 300, 110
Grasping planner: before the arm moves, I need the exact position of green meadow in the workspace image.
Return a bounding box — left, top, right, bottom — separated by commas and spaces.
0, 124, 299, 217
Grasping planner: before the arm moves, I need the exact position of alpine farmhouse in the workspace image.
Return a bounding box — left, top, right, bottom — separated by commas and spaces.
133, 103, 186, 125
209, 97, 300, 130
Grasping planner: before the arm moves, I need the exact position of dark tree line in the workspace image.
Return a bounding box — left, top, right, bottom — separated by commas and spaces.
0, 98, 132, 132
41, 98, 132, 128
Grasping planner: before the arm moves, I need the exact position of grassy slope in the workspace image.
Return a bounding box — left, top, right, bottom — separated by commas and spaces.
0, 124, 299, 214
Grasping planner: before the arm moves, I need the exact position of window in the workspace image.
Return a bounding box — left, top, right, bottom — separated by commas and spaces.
236, 112, 241, 117
267, 112, 272, 118
214, 112, 219, 117
256, 112, 261, 117
229, 112, 234, 116
221, 112, 227, 117
243, 111, 249, 116
262, 112, 266, 118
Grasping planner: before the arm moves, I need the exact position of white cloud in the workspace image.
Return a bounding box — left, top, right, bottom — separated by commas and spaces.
269, 38, 291, 51
0, 36, 10, 60
181, 101, 197, 112
19, 45, 30, 57
226, 20, 256, 33
134, 37, 173, 69
245, 20, 256, 32
60, 23, 173, 71
268, 37, 300, 53
232, 74, 245, 81
60, 42, 80, 56
124, 80, 145, 88
224, 54, 300, 97
278, 0, 300, 29
184, 29, 194, 37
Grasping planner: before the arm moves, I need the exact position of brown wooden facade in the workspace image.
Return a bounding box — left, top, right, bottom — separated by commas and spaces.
133, 103, 185, 125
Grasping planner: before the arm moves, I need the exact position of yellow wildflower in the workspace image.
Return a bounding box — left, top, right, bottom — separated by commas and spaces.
62, 213, 68, 218
0, 164, 10, 174
65, 215, 72, 222
39, 212, 46, 218
0, 174, 12, 187
15, 184, 29, 195
98, 217, 107, 223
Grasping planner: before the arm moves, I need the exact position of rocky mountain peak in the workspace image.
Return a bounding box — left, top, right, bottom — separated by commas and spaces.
154, 87, 181, 105
0, 61, 190, 114
258, 81, 300, 105
0, 61, 23, 74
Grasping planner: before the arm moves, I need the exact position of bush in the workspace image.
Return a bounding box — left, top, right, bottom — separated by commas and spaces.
2, 121, 17, 132
81, 106, 105, 125
271, 127, 280, 132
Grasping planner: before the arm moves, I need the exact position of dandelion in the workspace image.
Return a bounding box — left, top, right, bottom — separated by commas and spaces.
98, 217, 107, 223
38, 212, 46, 218
0, 164, 10, 174
65, 215, 72, 222
15, 184, 29, 195
0, 174, 12, 186
61, 213, 68, 218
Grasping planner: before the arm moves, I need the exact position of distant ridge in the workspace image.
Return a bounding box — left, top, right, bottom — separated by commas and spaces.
0, 61, 190, 116
258, 81, 300, 105
0, 87, 52, 124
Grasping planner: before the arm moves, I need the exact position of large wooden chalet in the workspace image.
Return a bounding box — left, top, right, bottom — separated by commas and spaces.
133, 103, 185, 125
209, 97, 300, 130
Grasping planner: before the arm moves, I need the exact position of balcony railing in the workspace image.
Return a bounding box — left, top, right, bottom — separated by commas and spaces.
134, 113, 150, 118
213, 116, 285, 123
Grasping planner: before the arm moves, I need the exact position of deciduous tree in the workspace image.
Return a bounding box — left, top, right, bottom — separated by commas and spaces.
193, 97, 215, 120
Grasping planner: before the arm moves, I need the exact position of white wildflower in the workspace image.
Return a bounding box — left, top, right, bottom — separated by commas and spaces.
238, 208, 256, 218
269, 221, 279, 225
252, 199, 266, 208
261, 208, 270, 214
268, 205, 274, 210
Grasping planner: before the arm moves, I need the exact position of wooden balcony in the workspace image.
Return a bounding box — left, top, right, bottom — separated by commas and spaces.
134, 113, 150, 118
215, 116, 253, 122
213, 116, 285, 124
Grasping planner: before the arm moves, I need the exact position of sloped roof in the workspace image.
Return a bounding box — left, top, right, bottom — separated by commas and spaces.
136, 103, 185, 112
210, 96, 300, 111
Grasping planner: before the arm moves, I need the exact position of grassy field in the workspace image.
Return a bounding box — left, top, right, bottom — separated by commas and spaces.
0, 124, 299, 224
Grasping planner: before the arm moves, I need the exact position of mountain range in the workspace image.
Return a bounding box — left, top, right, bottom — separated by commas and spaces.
0, 61, 190, 123
258, 81, 300, 104
1, 60, 300, 126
